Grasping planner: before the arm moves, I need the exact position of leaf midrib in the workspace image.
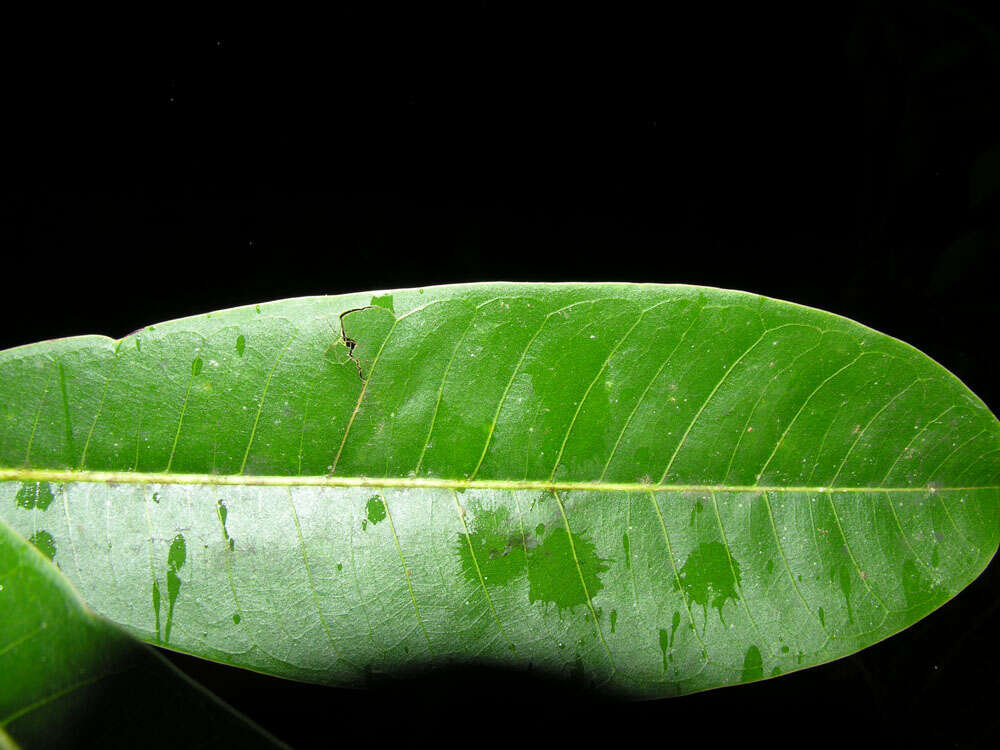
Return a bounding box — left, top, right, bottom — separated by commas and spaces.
0, 468, 994, 494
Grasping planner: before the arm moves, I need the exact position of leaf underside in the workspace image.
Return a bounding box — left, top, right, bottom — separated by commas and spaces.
0, 516, 282, 747
0, 282, 998, 700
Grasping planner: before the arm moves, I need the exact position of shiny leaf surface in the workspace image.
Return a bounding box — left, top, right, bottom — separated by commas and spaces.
0, 516, 283, 747
1, 283, 998, 698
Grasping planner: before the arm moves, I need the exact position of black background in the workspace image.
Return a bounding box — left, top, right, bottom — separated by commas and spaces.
3, 3, 999, 747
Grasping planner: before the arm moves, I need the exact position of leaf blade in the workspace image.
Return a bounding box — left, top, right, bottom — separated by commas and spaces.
0, 510, 285, 747
1, 282, 997, 697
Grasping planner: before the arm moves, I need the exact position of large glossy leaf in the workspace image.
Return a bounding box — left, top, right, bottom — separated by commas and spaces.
0, 283, 997, 698
0, 510, 283, 747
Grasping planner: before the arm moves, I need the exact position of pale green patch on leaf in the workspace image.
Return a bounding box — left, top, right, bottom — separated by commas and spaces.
0, 519, 282, 748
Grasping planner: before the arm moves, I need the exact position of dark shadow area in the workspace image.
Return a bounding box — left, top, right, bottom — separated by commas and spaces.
6, 627, 280, 750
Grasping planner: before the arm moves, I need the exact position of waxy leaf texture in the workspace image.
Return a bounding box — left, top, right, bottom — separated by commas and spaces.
1, 283, 998, 699
0, 504, 283, 747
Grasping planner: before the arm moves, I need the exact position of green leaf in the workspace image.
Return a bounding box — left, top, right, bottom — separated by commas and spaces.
0, 283, 998, 698
0, 513, 284, 747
